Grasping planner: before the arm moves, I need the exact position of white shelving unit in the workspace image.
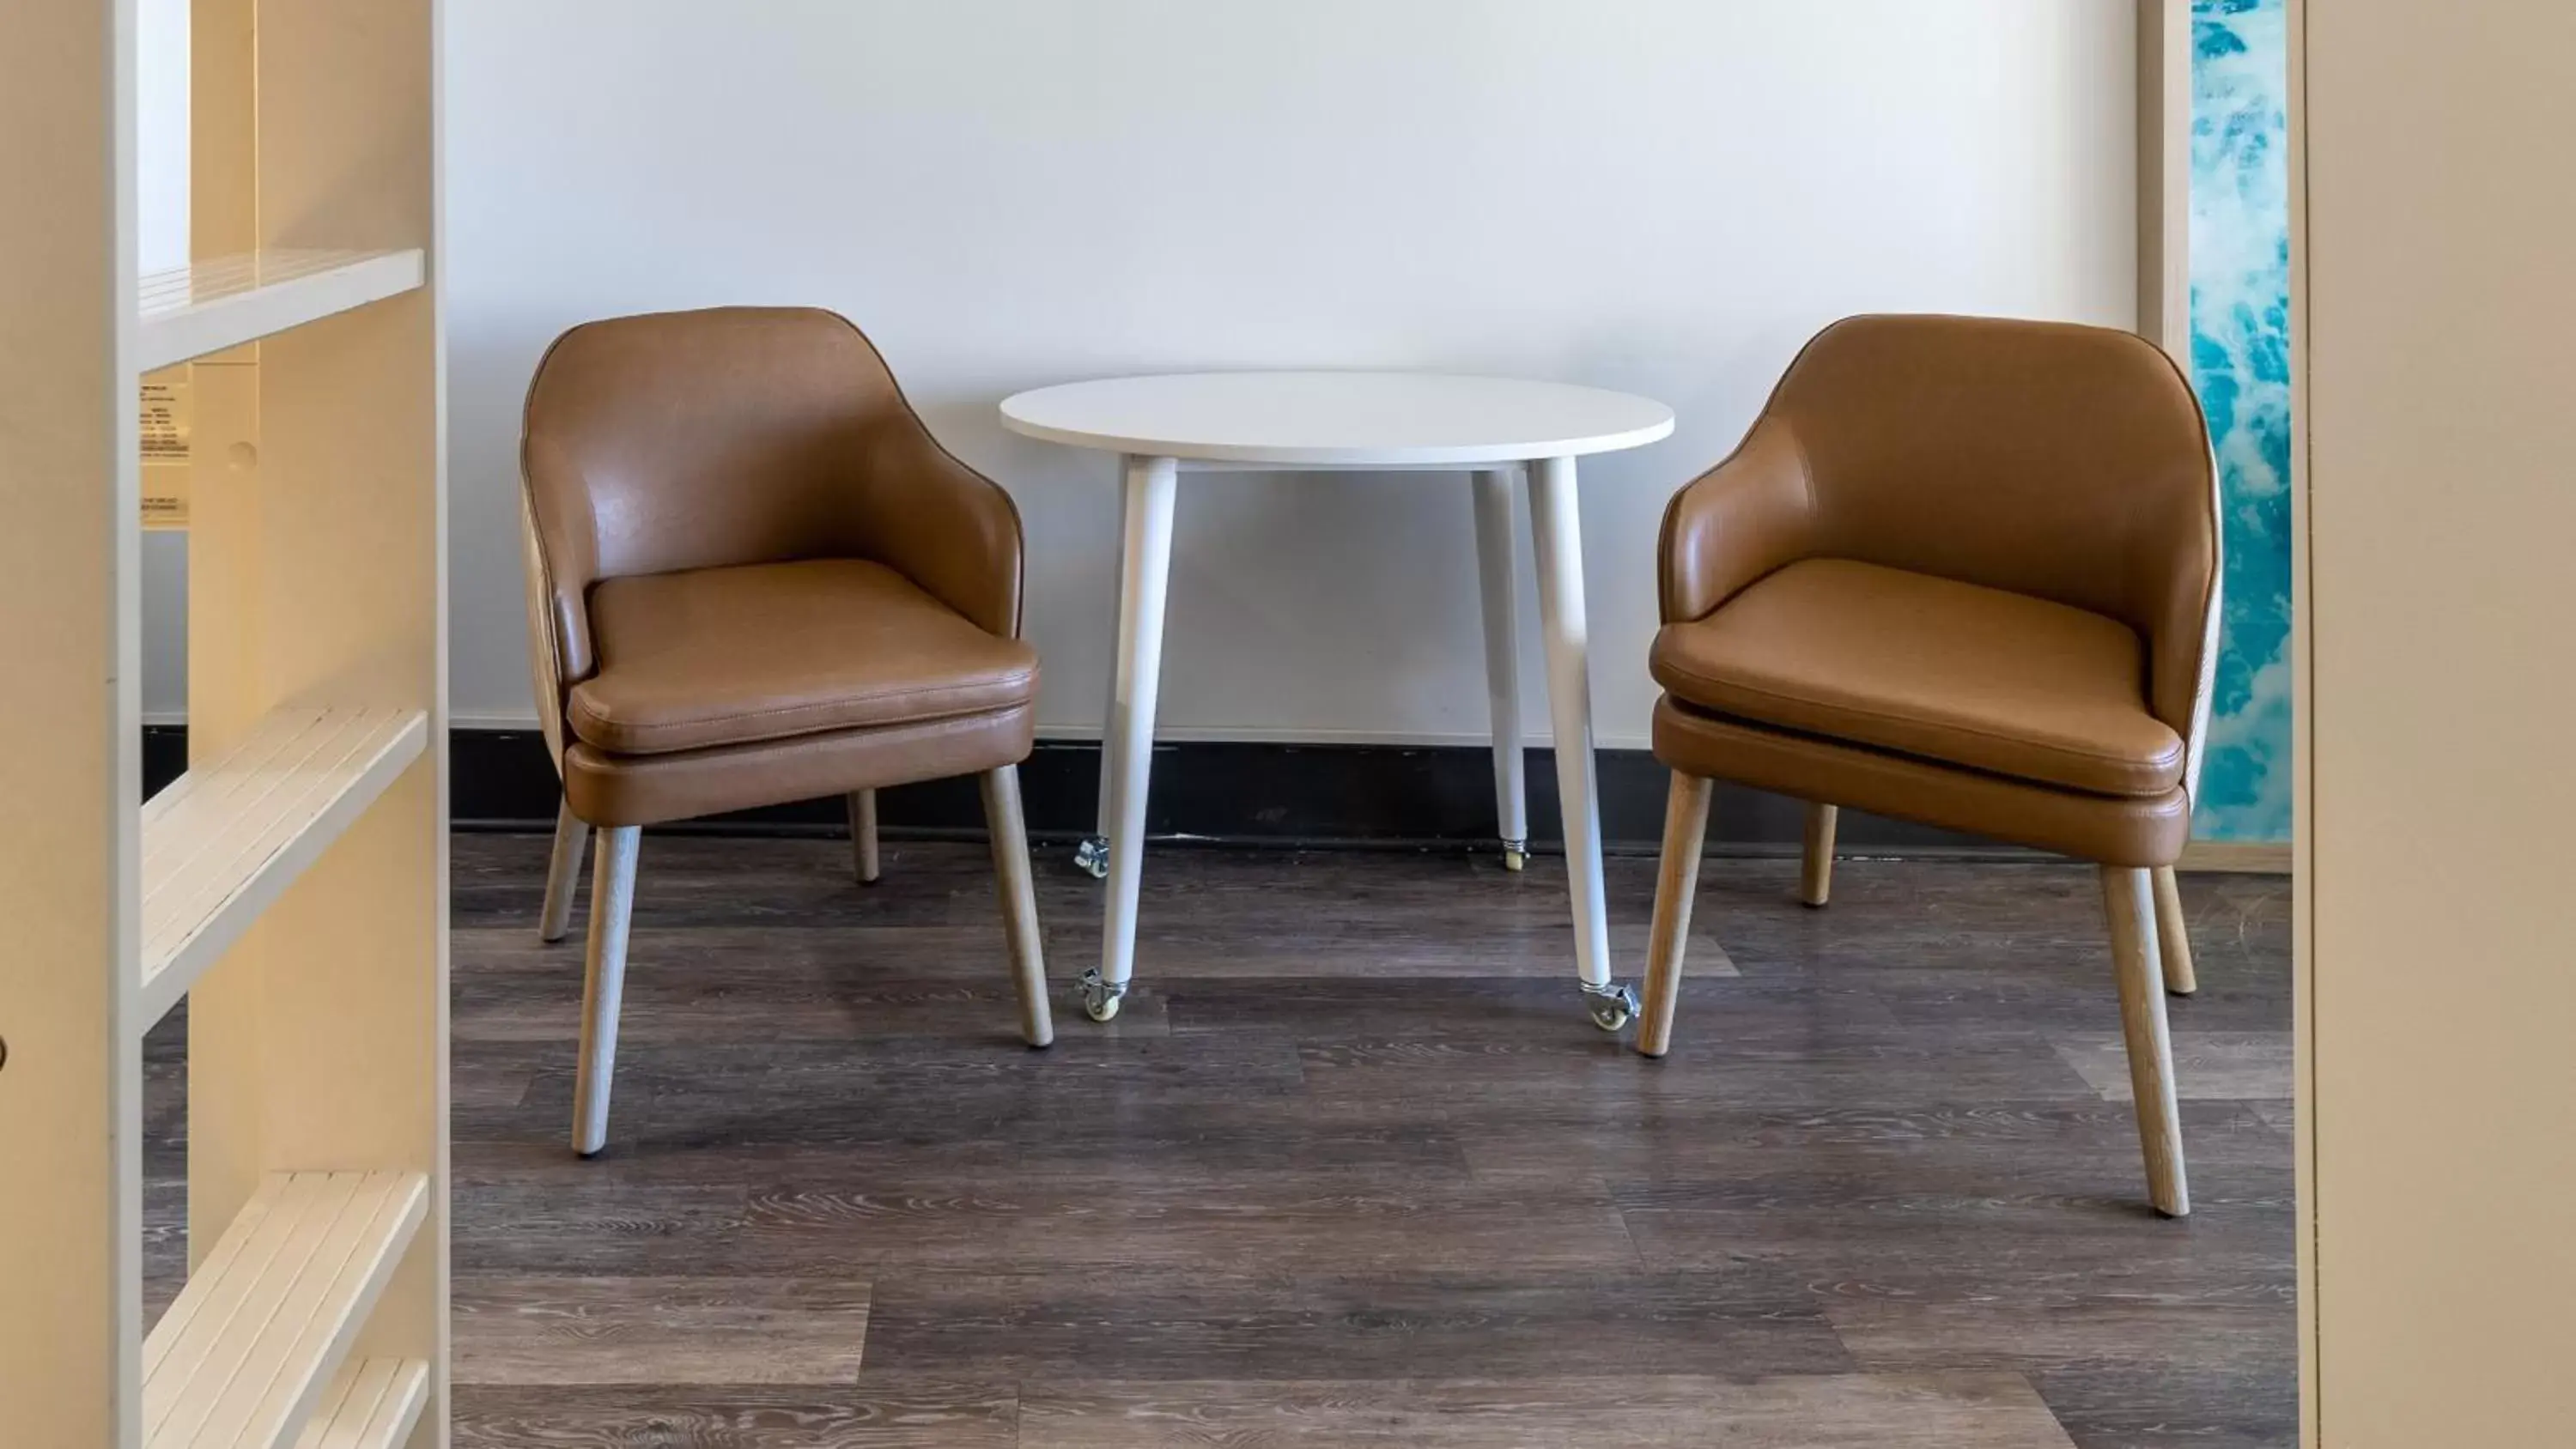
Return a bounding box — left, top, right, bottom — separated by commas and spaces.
141, 708, 429, 1023
296, 1358, 432, 1449
2, 0, 449, 1444
143, 1172, 428, 1449
137, 250, 427, 375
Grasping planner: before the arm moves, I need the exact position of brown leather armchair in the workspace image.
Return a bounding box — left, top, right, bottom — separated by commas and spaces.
1638, 314, 2221, 1216
519, 306, 1053, 1156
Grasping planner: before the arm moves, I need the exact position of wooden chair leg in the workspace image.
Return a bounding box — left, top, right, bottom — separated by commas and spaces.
848, 788, 880, 884
1637, 772, 1715, 1058
538, 797, 590, 943
2152, 864, 2197, 996
1801, 802, 1838, 907
572, 826, 641, 1157
2100, 864, 2190, 1216
980, 766, 1054, 1048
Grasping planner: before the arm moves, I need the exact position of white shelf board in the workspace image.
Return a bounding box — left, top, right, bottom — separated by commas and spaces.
139, 706, 428, 1026
292, 1358, 428, 1449
137, 249, 425, 374
143, 1172, 429, 1449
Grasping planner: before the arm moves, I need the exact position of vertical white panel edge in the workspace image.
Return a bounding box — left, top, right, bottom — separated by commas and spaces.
2285, 3, 2319, 1444
428, 0, 457, 1436
2138, 0, 2193, 354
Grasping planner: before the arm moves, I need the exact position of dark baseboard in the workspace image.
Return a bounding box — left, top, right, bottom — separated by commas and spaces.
143, 724, 190, 801
148, 723, 2000, 856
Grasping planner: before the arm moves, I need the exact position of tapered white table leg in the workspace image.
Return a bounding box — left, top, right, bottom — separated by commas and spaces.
1084, 454, 1181, 1022
1527, 455, 1628, 1031
1471, 468, 1530, 871
1076, 470, 1132, 882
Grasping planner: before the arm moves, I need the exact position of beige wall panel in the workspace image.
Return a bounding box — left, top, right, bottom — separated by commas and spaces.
183, 356, 266, 752
2301, 1, 2576, 1440
253, 765, 445, 1379
191, 0, 258, 258
253, 0, 438, 249
0, 0, 143, 1441
254, 294, 441, 706
187, 0, 265, 750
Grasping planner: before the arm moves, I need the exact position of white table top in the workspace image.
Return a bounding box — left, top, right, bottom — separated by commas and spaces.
999, 371, 1675, 468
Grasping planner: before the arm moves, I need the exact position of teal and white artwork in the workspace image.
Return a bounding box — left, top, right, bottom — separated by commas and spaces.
2190, 0, 2291, 842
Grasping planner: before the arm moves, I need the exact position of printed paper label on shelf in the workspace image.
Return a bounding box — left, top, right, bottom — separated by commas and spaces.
142, 374, 191, 463
141, 371, 191, 530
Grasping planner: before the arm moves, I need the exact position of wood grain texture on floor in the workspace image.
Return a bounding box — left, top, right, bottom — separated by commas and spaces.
1013, 1373, 2081, 1448
144, 835, 2295, 1446
453, 1275, 873, 1385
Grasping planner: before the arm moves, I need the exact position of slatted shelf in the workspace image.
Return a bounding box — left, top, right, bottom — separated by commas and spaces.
139, 706, 428, 1026
292, 1358, 428, 1449
136, 249, 425, 373
143, 1172, 428, 1449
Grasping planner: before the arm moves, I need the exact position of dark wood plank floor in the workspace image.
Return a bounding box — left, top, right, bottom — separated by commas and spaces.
147, 834, 2296, 1447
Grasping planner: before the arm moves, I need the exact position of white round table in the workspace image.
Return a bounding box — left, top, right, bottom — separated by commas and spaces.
1000, 371, 1676, 1030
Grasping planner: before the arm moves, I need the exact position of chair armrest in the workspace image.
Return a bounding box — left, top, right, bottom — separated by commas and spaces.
848, 412, 1025, 640
519, 433, 602, 764
2137, 464, 2224, 773
1658, 420, 1819, 624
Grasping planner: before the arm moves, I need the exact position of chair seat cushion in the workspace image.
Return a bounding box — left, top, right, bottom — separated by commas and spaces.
1650, 559, 2184, 798
1652, 698, 2190, 868
568, 558, 1039, 757
564, 705, 1036, 828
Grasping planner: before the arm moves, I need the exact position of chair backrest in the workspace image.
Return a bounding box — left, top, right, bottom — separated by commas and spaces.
1765, 314, 2221, 767
1769, 313, 2217, 637
519, 305, 972, 767
521, 306, 911, 584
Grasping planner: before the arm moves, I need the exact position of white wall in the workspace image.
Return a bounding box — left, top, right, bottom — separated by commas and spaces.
440, 0, 2136, 747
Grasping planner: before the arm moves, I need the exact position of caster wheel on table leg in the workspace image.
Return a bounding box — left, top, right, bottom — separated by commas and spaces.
1073, 834, 1110, 880
1501, 840, 1528, 873
1078, 967, 1128, 1022
1581, 980, 1639, 1034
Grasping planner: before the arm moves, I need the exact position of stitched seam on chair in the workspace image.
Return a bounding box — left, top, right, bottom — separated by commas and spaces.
1653, 658, 2184, 788
571, 670, 1037, 750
